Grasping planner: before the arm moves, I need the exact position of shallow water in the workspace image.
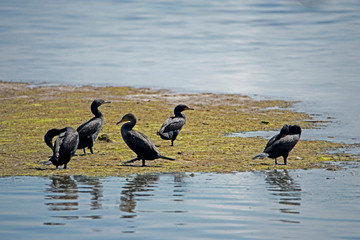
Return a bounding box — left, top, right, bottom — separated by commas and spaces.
0, 0, 359, 146
1, 162, 360, 240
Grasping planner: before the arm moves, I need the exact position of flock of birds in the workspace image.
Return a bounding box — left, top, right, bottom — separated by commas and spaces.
44, 99, 301, 169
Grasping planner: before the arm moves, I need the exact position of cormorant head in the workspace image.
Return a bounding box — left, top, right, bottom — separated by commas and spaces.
116, 113, 136, 125
279, 124, 290, 134
174, 104, 194, 113
44, 128, 63, 150
92, 99, 111, 108
289, 125, 302, 135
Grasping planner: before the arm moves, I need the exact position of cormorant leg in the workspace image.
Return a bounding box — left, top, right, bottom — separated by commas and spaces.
275, 158, 278, 165
83, 148, 87, 155
171, 140, 174, 146
142, 159, 146, 167
90, 147, 94, 154
64, 164, 67, 169
56, 166, 59, 169
123, 157, 139, 164
284, 157, 287, 165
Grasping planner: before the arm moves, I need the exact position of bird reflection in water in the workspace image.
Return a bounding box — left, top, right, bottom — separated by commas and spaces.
119, 173, 187, 233
45, 175, 78, 212
120, 173, 160, 216
74, 176, 103, 211
171, 173, 187, 202
44, 175, 103, 225
265, 170, 301, 224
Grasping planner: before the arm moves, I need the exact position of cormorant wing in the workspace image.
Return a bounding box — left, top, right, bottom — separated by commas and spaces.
264, 133, 281, 152
265, 134, 300, 154
60, 129, 79, 157
125, 129, 159, 156
279, 134, 300, 151
160, 117, 186, 133
77, 117, 102, 139
53, 132, 66, 159
264, 124, 291, 152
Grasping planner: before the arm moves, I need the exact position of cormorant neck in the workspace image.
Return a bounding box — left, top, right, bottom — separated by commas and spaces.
91, 104, 103, 118
122, 119, 136, 129
45, 128, 64, 150
174, 110, 185, 118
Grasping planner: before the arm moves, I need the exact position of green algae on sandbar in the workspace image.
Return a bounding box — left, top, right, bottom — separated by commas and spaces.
0, 81, 356, 177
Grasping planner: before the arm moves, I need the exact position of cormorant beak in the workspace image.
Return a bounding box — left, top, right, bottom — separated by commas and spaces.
104, 101, 111, 104
184, 107, 194, 111
116, 118, 127, 125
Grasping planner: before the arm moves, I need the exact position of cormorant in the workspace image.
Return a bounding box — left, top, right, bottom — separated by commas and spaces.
117, 113, 175, 166
252, 124, 301, 165
77, 99, 111, 154
157, 104, 194, 146
44, 127, 79, 169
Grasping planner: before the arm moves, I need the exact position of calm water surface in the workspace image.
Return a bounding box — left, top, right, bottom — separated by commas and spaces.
1, 163, 360, 240
0, 0, 359, 145
1, 3, 359, 239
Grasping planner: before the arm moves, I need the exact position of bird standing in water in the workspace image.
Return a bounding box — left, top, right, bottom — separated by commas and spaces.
44, 127, 79, 169
77, 99, 111, 154
157, 104, 194, 146
117, 113, 175, 166
252, 124, 301, 165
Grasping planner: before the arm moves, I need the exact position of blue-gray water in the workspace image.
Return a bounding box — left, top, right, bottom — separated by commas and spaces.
1, 3, 360, 238
1, 163, 360, 240
0, 0, 359, 146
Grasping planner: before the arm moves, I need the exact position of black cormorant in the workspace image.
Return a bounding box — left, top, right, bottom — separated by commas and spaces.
252, 124, 301, 165
44, 127, 79, 169
117, 113, 175, 166
77, 99, 111, 154
157, 104, 194, 146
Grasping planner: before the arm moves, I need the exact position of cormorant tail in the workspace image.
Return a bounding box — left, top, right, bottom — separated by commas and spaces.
40, 160, 53, 166
159, 155, 175, 161
252, 153, 269, 160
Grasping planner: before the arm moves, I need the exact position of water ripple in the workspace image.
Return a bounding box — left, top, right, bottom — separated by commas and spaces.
1, 164, 360, 239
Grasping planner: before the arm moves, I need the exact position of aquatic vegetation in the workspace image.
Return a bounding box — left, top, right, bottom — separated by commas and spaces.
0, 81, 356, 176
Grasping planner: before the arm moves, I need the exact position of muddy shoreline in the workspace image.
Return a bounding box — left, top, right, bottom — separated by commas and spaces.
0, 81, 356, 176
